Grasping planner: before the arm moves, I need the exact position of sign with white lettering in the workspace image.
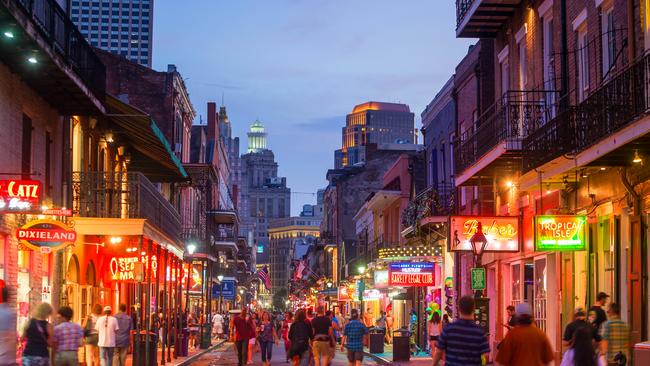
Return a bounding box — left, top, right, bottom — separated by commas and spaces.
110, 255, 158, 281
0, 180, 41, 213
535, 215, 586, 251
388, 262, 434, 287
449, 216, 520, 252
16, 220, 76, 251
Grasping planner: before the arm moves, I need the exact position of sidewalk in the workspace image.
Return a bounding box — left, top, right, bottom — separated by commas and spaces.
364, 343, 433, 366
123, 338, 228, 366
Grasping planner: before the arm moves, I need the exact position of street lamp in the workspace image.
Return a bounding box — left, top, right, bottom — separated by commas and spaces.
469, 222, 488, 298
357, 265, 366, 275
187, 243, 197, 255
217, 275, 224, 313
357, 265, 366, 318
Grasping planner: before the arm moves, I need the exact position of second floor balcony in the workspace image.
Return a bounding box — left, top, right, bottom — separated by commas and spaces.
72, 171, 181, 242
455, 90, 558, 186
456, 0, 521, 38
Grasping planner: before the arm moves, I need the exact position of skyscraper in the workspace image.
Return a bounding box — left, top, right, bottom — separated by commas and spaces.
239, 120, 291, 264
334, 101, 415, 168
68, 0, 153, 67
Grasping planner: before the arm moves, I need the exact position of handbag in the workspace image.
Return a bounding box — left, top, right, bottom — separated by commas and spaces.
83, 316, 98, 345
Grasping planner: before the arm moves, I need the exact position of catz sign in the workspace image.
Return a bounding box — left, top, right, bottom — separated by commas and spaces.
389, 262, 435, 287
0, 180, 41, 213
16, 220, 76, 251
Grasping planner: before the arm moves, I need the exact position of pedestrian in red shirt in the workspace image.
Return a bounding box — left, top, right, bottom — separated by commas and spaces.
232, 308, 256, 366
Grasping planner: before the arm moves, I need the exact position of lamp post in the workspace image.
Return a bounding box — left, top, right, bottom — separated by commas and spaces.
217, 275, 224, 313
469, 222, 488, 298
357, 265, 366, 318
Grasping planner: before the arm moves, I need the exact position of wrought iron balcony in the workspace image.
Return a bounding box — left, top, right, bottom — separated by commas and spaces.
455, 90, 559, 180
72, 171, 181, 241
523, 52, 648, 171
456, 0, 521, 38
402, 184, 455, 230
1, 0, 106, 112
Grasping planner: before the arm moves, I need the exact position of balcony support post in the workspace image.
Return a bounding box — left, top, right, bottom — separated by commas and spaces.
161, 247, 168, 365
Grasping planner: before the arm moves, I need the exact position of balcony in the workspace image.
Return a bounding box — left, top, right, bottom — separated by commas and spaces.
0, 0, 105, 113
523, 52, 650, 172
72, 171, 181, 242
402, 184, 454, 236
455, 90, 558, 185
456, 0, 521, 38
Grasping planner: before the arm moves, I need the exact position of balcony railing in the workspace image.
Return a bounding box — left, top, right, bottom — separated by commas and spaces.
72, 171, 181, 241
13, 0, 106, 100
523, 52, 647, 171
402, 184, 455, 229
456, 0, 474, 28
455, 90, 559, 174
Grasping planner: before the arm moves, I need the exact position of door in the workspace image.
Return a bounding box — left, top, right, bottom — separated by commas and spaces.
561, 253, 574, 340
628, 216, 643, 345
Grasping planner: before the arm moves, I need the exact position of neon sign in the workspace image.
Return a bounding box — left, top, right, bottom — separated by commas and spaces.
0, 180, 41, 213
535, 215, 586, 251
449, 216, 519, 252
16, 220, 76, 251
388, 262, 435, 287
110, 255, 158, 281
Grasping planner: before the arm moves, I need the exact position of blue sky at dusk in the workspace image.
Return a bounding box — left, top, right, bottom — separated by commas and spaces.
153, 0, 473, 215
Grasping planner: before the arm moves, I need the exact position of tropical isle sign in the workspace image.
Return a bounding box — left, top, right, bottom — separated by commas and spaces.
535, 215, 586, 251
16, 219, 76, 252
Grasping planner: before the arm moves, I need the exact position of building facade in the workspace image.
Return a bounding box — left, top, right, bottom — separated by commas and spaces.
335, 101, 416, 168
68, 0, 153, 67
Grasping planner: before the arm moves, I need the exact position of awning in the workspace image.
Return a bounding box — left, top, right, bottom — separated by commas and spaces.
105, 95, 188, 182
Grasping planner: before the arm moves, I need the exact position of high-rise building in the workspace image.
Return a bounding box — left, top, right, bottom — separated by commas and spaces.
239, 120, 291, 264
334, 101, 415, 168
68, 0, 154, 67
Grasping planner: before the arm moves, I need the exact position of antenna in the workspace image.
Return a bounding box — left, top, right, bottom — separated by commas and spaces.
221, 92, 225, 106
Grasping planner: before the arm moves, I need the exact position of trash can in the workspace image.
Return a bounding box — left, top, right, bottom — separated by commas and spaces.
634, 342, 650, 365
392, 329, 410, 362
134, 331, 158, 366
369, 328, 385, 354
176, 328, 189, 357
200, 323, 212, 349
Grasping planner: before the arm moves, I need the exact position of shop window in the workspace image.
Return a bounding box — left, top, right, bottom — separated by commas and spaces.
534, 258, 547, 332
511, 264, 521, 306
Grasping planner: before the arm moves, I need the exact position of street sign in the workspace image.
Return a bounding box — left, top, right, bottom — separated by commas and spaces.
471, 267, 486, 290
356, 279, 365, 301
216, 280, 236, 299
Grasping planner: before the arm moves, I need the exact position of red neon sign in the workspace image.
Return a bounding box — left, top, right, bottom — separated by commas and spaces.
449, 216, 520, 252
388, 262, 435, 287
0, 180, 41, 212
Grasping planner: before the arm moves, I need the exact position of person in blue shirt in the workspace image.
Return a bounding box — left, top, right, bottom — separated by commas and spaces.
340, 309, 368, 366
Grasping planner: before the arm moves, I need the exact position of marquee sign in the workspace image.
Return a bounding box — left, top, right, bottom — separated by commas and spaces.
535, 215, 586, 251
388, 262, 434, 287
449, 216, 519, 252
110, 255, 158, 281
0, 180, 41, 213
16, 220, 76, 251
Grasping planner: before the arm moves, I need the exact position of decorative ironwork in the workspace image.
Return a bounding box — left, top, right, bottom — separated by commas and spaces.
72, 171, 180, 241
455, 90, 559, 174
402, 184, 455, 229
524, 49, 646, 171
456, 0, 474, 28
14, 0, 106, 100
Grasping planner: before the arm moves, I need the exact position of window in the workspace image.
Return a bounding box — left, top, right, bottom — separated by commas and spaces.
577, 26, 589, 101
498, 46, 510, 95
543, 15, 556, 119
601, 5, 616, 78
518, 38, 527, 89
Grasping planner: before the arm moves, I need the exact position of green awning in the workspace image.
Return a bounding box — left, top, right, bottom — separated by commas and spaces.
105, 95, 188, 182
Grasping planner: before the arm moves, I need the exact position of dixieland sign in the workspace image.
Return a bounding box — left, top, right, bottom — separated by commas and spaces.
16, 220, 76, 251
388, 262, 434, 287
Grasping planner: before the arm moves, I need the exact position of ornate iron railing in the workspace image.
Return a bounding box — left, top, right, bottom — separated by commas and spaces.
456, 0, 474, 28
13, 0, 106, 99
455, 90, 559, 174
523, 51, 648, 171
402, 183, 455, 229
72, 171, 181, 241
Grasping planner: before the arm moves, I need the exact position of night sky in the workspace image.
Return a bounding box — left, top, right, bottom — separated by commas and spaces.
153, 0, 473, 215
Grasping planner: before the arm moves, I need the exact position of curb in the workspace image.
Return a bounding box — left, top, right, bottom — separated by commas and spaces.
362, 350, 395, 366
174, 339, 229, 366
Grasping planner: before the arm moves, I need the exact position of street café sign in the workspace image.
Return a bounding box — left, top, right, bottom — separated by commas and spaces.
449, 216, 519, 252
0, 180, 41, 213
535, 215, 586, 251
110, 254, 158, 281
16, 219, 76, 251
389, 262, 434, 287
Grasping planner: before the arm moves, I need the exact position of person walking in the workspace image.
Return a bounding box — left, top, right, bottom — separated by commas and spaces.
503, 305, 517, 331
258, 311, 278, 366
212, 312, 224, 339
375, 311, 387, 339
589, 292, 610, 333
0, 287, 17, 366
427, 312, 442, 355
408, 309, 418, 355
362, 307, 374, 329
561, 326, 606, 366
52, 306, 84, 366
563, 308, 600, 347
232, 307, 255, 366
21, 303, 54, 366
248, 312, 260, 365
95, 306, 119, 366
340, 308, 368, 366
282, 311, 293, 363
112, 304, 131, 366
495, 303, 554, 366
600, 303, 629, 365
288, 309, 313, 366
432, 296, 489, 366
84, 304, 102, 366
311, 306, 333, 366
385, 310, 394, 344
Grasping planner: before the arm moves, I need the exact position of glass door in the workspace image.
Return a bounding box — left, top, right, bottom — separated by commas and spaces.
534, 257, 547, 332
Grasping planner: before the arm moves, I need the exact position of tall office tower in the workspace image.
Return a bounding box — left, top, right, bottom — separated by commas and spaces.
239, 120, 291, 264
334, 101, 415, 168
217, 105, 242, 208
68, 0, 153, 67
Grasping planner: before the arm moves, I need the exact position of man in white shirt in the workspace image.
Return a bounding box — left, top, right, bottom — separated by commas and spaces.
212, 312, 224, 339
95, 306, 119, 366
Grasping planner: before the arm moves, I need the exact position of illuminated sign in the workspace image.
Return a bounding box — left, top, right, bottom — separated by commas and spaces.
42, 208, 72, 216
0, 180, 41, 212
389, 262, 435, 287
362, 289, 382, 300
110, 255, 158, 281
16, 220, 76, 251
257, 245, 264, 253
378, 245, 443, 259
338, 284, 353, 302
535, 215, 586, 251
449, 216, 519, 252
373, 270, 389, 288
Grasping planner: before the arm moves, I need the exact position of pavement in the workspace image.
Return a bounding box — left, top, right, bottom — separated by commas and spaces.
363, 343, 432, 366
187, 342, 431, 366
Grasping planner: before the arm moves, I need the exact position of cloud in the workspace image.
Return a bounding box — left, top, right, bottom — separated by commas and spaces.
293, 115, 344, 132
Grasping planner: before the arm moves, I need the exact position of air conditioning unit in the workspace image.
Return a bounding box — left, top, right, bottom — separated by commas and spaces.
173, 143, 182, 153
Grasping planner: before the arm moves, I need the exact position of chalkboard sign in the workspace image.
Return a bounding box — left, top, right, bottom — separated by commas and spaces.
474, 298, 490, 335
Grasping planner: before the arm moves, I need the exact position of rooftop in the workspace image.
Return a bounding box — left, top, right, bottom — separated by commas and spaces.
351, 101, 411, 114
